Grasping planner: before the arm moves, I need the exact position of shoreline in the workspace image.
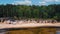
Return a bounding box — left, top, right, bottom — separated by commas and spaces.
0, 23, 60, 29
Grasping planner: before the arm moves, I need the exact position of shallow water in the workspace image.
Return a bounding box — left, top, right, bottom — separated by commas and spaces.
1, 28, 60, 34
0, 30, 6, 34
5, 28, 56, 34
0, 32, 6, 34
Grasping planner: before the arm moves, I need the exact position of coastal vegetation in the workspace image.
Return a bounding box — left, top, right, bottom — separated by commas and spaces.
0, 4, 60, 22
0, 4, 59, 34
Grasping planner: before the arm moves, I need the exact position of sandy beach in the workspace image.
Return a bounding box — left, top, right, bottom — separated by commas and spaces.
0, 23, 60, 29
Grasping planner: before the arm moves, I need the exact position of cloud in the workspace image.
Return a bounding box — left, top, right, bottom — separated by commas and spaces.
44, 0, 54, 2
55, 0, 60, 2
39, 0, 60, 5
12, 0, 32, 5
39, 1, 47, 5
44, 0, 60, 2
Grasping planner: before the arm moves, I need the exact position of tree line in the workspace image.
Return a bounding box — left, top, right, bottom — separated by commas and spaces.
0, 4, 60, 21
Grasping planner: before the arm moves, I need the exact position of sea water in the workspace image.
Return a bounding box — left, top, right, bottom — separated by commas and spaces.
0, 28, 59, 34
0, 30, 6, 34
0, 32, 6, 34
56, 31, 60, 34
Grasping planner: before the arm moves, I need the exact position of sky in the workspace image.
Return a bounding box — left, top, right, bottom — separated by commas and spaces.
0, 0, 60, 5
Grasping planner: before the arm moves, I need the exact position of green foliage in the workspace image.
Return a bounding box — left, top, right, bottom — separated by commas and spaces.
0, 4, 60, 21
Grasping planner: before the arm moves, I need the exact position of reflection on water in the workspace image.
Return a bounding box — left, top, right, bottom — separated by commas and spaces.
56, 31, 60, 34
6, 28, 56, 34
0, 30, 6, 34
0, 32, 6, 34
1, 28, 60, 34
